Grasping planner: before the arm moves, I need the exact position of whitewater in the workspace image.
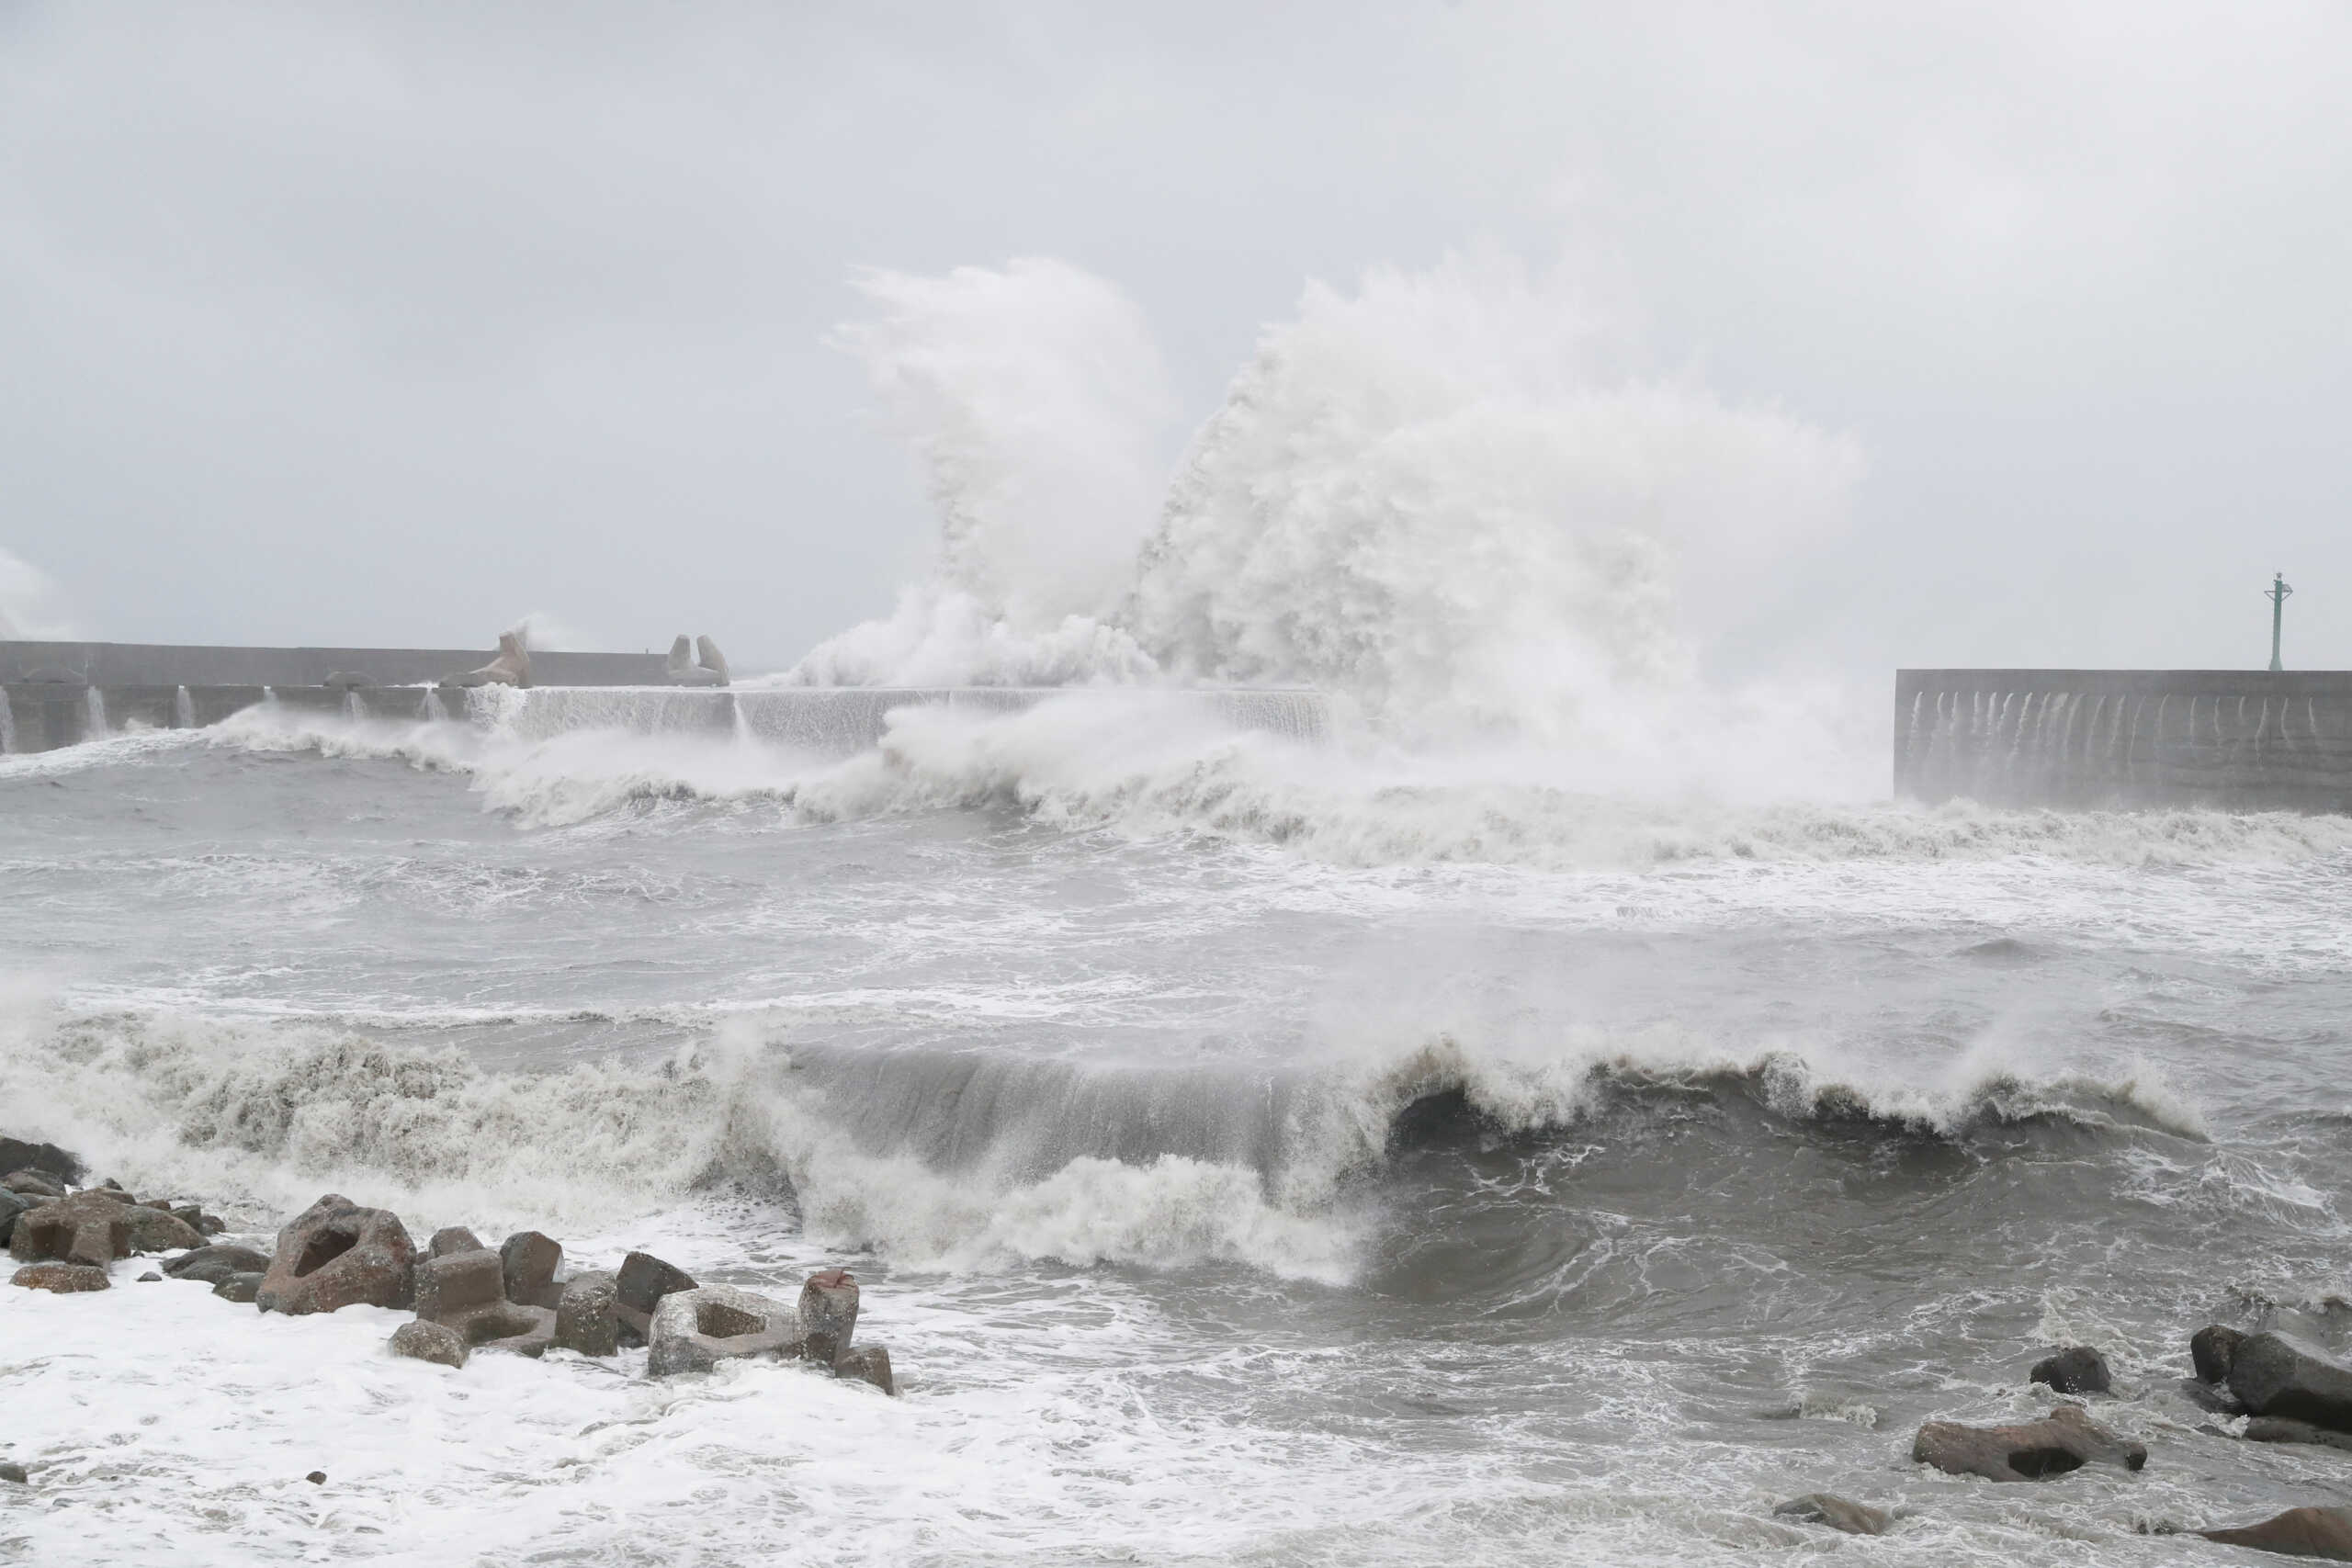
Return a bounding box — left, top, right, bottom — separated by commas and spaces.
9, 254, 2352, 1565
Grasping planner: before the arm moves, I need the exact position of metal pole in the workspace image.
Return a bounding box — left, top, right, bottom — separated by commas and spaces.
2267, 572, 2293, 671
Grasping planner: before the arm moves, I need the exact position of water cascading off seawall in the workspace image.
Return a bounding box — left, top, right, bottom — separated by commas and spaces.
470, 686, 1331, 752
1894, 670, 2352, 811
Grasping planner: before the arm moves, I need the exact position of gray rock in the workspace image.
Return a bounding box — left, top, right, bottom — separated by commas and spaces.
256, 1195, 415, 1316
2199, 1506, 2352, 1560
443, 1301, 557, 1357
414, 1247, 503, 1323
2030, 1346, 2112, 1396
2177, 1378, 2246, 1416
798, 1268, 859, 1366
1911, 1403, 2146, 1482
554, 1271, 618, 1358
7, 1190, 130, 1267
1, 1171, 64, 1201
122, 1205, 203, 1255
11, 1262, 108, 1293
2230, 1332, 2352, 1432
500, 1231, 562, 1309
648, 1284, 803, 1377
0, 1139, 83, 1185
214, 1272, 263, 1303
834, 1344, 896, 1396
0, 1189, 25, 1245
164, 1244, 271, 1284
197, 1214, 225, 1236
2247, 1416, 2352, 1453
167, 1204, 205, 1233
0, 1462, 24, 1483
1772, 1494, 1888, 1536
137, 1271, 161, 1283
428, 1226, 482, 1258
389, 1319, 469, 1370
615, 1250, 696, 1346
2194, 1324, 2245, 1385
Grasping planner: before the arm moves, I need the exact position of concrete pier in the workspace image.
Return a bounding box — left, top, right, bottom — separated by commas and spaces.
1, 640, 667, 689
1895, 670, 2352, 811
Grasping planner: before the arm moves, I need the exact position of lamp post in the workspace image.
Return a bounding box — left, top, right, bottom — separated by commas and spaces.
2267, 572, 2293, 672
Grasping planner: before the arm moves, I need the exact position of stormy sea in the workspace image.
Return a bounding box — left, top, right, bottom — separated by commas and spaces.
7, 259, 2351, 1564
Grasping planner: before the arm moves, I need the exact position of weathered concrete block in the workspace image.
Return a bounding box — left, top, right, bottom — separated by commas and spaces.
2193, 1324, 2245, 1384
8, 1190, 130, 1268
500, 1231, 562, 1308
554, 1272, 618, 1358
2199, 1506, 2352, 1560
834, 1345, 896, 1396
1912, 1403, 2145, 1482
389, 1319, 469, 1369
614, 1250, 696, 1345
2030, 1346, 2112, 1396
255, 1194, 415, 1315
1771, 1494, 1887, 1536
648, 1285, 803, 1376
164, 1244, 271, 1285
12, 1262, 108, 1293
427, 1226, 482, 1258
414, 1247, 503, 1322
798, 1268, 859, 1366
2230, 1332, 2352, 1432
122, 1205, 203, 1255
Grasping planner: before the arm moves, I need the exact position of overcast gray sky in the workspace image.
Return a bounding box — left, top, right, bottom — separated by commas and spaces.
3, 2, 2346, 677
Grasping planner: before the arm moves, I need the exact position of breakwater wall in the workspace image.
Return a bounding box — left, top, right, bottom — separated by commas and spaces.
1, 640, 667, 689
1894, 670, 2352, 811
1, 681, 1329, 756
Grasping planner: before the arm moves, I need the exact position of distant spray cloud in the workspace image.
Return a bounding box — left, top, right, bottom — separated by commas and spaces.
0, 547, 78, 640
506, 611, 587, 652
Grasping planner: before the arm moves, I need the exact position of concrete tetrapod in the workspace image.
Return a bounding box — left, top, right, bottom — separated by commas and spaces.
665, 636, 726, 686
648, 1284, 804, 1376
1912, 1403, 2145, 1482
7, 1190, 130, 1269
447, 634, 532, 690
2198, 1506, 2352, 1560
2229, 1332, 2352, 1432
254, 1195, 416, 1315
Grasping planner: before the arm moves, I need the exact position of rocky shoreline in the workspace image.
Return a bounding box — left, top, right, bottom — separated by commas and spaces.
9, 1133, 2352, 1556
3, 1137, 899, 1484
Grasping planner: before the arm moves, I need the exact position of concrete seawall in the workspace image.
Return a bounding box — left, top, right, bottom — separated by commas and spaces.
1, 640, 668, 688
1895, 670, 2352, 811
1, 674, 1330, 756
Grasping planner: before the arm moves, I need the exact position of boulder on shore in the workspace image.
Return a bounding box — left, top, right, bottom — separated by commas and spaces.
798, 1268, 859, 1365
2246, 1416, 2352, 1453
164, 1245, 272, 1286
255, 1195, 415, 1315
648, 1284, 803, 1377
7, 1190, 130, 1268
2194, 1324, 2245, 1385
500, 1231, 563, 1309
1912, 1403, 2146, 1483
2030, 1346, 2112, 1396
122, 1205, 203, 1255
0, 1190, 26, 1245
0, 1139, 84, 1185
554, 1272, 618, 1358
11, 1262, 108, 1293
214, 1272, 263, 1303
2229, 1332, 2352, 1432
1771, 1494, 1888, 1536
615, 1251, 696, 1346
833, 1344, 896, 1396
2198, 1506, 2352, 1561
1, 1171, 65, 1201
389, 1319, 469, 1370
427, 1227, 482, 1258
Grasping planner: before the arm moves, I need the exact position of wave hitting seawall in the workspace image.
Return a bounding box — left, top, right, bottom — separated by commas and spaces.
1895, 669, 2352, 811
